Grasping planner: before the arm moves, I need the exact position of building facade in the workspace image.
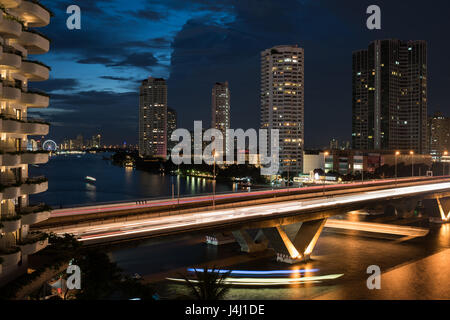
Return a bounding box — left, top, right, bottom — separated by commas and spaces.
211, 82, 230, 157
139, 77, 167, 158
261, 45, 305, 175
428, 112, 450, 159
352, 39, 428, 154
0, 0, 52, 286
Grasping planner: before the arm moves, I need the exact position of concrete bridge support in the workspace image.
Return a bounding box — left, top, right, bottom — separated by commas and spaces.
261, 219, 328, 264
386, 198, 420, 218
435, 197, 450, 222
205, 232, 236, 245
232, 229, 269, 253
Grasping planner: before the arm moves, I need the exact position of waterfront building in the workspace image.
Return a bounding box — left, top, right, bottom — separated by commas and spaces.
352, 39, 428, 154
211, 82, 230, 158
0, 0, 52, 286
261, 45, 305, 175
139, 77, 167, 158
428, 112, 450, 160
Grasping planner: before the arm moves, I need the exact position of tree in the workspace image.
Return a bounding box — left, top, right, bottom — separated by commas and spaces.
182, 267, 231, 300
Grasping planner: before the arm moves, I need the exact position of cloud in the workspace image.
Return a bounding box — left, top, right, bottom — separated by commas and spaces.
31, 78, 81, 92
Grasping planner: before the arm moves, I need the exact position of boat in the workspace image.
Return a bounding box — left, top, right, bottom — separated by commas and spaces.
85, 176, 97, 183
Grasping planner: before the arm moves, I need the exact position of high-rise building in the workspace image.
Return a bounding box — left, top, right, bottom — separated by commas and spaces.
211, 82, 230, 157
139, 77, 167, 158
352, 39, 428, 154
0, 0, 52, 286
428, 112, 450, 158
167, 108, 177, 155
261, 45, 305, 175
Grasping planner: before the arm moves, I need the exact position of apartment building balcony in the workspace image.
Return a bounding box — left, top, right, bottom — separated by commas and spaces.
20, 204, 51, 225
0, 153, 20, 166
0, 0, 22, 9
0, 116, 49, 135
2, 184, 20, 199
10, 1, 50, 28
20, 60, 50, 81
21, 119, 49, 135
20, 151, 49, 164
1, 85, 21, 101
0, 150, 49, 166
0, 249, 21, 276
21, 90, 49, 108
0, 216, 21, 232
0, 48, 22, 70
20, 176, 48, 195
18, 29, 50, 54
18, 233, 48, 255
0, 13, 22, 38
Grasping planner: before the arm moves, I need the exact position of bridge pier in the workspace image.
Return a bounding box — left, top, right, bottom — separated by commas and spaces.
261, 219, 328, 264
205, 233, 236, 246
232, 229, 268, 253
435, 197, 450, 222
387, 198, 420, 218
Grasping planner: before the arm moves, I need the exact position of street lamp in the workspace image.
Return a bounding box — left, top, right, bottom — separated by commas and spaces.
323, 152, 330, 196
410, 151, 414, 178
395, 151, 400, 187
212, 150, 217, 209
444, 151, 449, 176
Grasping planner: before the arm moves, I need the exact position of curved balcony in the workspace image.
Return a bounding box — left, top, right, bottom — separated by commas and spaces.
0, 217, 21, 232
0, 51, 22, 70
21, 91, 49, 108
0, 117, 49, 134
12, 1, 50, 28
21, 120, 49, 135
0, 153, 20, 166
20, 60, 49, 81
18, 235, 48, 255
0, 14, 22, 38
1, 85, 21, 101
20, 177, 48, 195
0, 117, 21, 132
20, 205, 51, 225
18, 29, 49, 54
21, 151, 49, 164
2, 185, 20, 199
0, 250, 21, 271
1, 0, 22, 9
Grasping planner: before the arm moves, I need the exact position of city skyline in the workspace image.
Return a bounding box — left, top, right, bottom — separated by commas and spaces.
30, 0, 450, 146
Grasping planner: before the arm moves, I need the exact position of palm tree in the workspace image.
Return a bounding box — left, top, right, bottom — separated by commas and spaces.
182, 266, 231, 300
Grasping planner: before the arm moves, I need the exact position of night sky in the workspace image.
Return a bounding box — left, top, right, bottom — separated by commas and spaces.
32, 0, 450, 147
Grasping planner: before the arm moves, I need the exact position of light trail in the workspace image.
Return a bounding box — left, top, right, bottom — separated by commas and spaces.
166, 274, 344, 286
187, 268, 320, 276
49, 177, 436, 218
46, 181, 450, 244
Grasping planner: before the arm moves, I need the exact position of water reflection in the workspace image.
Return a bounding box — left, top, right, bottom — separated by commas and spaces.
29, 152, 233, 207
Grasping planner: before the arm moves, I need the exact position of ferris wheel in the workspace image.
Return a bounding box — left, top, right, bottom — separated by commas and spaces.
42, 140, 58, 151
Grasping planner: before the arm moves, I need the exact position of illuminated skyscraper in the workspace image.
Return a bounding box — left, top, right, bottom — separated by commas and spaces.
139, 77, 167, 158
211, 82, 230, 157
261, 45, 305, 175
352, 39, 428, 154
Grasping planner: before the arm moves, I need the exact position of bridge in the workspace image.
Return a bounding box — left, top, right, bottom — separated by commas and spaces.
35, 176, 450, 264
